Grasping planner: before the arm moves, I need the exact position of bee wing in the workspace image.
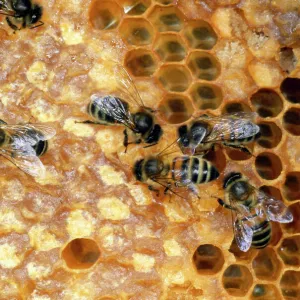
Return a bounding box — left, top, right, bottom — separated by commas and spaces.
0, 124, 56, 145
112, 64, 145, 110
90, 94, 136, 130
257, 191, 293, 223
196, 112, 260, 143
233, 217, 253, 252
0, 0, 15, 16
0, 142, 45, 178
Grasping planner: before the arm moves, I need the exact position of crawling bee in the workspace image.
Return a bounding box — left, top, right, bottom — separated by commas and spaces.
218, 172, 293, 252
0, 0, 43, 31
79, 64, 162, 152
0, 119, 55, 177
134, 154, 219, 198
177, 112, 260, 156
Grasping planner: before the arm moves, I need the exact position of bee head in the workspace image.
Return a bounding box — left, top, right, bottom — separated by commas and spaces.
29, 4, 43, 24
133, 112, 153, 134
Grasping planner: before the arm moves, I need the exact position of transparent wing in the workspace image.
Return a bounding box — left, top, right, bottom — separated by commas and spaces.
0, 142, 45, 178
233, 217, 253, 252
257, 191, 293, 223
90, 94, 136, 131
112, 64, 145, 110
0, 0, 15, 15
195, 112, 260, 143
0, 124, 56, 145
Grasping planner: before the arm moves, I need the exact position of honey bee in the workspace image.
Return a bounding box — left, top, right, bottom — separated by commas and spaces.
0, 0, 43, 32
0, 119, 55, 177
134, 154, 219, 198
79, 64, 162, 152
218, 172, 293, 252
177, 112, 260, 156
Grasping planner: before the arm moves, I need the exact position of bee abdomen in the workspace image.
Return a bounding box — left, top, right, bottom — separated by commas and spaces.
251, 220, 272, 249
88, 101, 116, 124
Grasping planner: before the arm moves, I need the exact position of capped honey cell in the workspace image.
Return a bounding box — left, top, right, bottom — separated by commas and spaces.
184, 20, 218, 50
148, 5, 185, 32
193, 244, 224, 275
222, 264, 253, 297
154, 33, 187, 62
157, 64, 192, 92
158, 94, 194, 124
279, 48, 297, 74
190, 82, 223, 110
187, 51, 221, 81
89, 0, 123, 30
119, 18, 154, 46
124, 48, 158, 76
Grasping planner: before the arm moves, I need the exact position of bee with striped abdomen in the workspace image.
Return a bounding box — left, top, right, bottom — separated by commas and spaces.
218, 172, 293, 252
177, 112, 260, 156
0, 119, 55, 177
78, 64, 162, 152
134, 154, 219, 198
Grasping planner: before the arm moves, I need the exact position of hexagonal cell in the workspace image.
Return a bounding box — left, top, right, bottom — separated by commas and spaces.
259, 185, 283, 201
89, 1, 123, 30
148, 5, 185, 32
61, 238, 101, 269
229, 239, 257, 262
222, 102, 252, 114
187, 51, 221, 81
157, 64, 191, 92
280, 270, 300, 299
257, 122, 282, 149
255, 152, 282, 180
124, 49, 158, 77
203, 148, 226, 174
250, 89, 283, 118
184, 20, 218, 50
120, 0, 151, 15
281, 202, 300, 234
252, 248, 282, 281
226, 148, 252, 161
222, 264, 253, 297
284, 172, 300, 201
190, 82, 223, 110
158, 94, 194, 124
119, 18, 154, 46
251, 284, 281, 300
154, 33, 187, 62
192, 244, 224, 275
279, 48, 297, 74
283, 108, 300, 136
280, 78, 300, 104
278, 236, 300, 267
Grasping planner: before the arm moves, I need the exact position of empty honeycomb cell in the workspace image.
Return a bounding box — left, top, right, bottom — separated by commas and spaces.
187, 51, 221, 81
61, 238, 100, 270
157, 65, 192, 92
250, 89, 283, 118
251, 284, 281, 300
119, 18, 154, 46
280, 270, 300, 299
226, 148, 252, 161
284, 172, 300, 201
148, 5, 185, 32
257, 122, 282, 149
190, 82, 223, 110
279, 48, 297, 74
222, 264, 253, 297
154, 33, 187, 62
255, 152, 282, 180
252, 248, 282, 281
259, 185, 283, 201
283, 108, 300, 136
281, 202, 300, 234
278, 236, 300, 267
280, 78, 300, 104
183, 20, 218, 50
222, 102, 252, 114
203, 148, 226, 173
121, 0, 151, 15
89, 1, 123, 30
124, 49, 158, 77
192, 244, 224, 275
158, 94, 194, 124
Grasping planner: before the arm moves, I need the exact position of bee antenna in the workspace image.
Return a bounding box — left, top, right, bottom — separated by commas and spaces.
157, 138, 179, 157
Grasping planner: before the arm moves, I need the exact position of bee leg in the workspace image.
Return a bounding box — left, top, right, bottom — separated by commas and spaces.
6, 17, 19, 33
75, 120, 98, 124
143, 143, 158, 149
123, 129, 129, 153
148, 185, 159, 196
164, 183, 172, 195
217, 198, 233, 209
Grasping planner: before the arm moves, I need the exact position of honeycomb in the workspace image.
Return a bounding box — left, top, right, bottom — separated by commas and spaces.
0, 0, 299, 299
